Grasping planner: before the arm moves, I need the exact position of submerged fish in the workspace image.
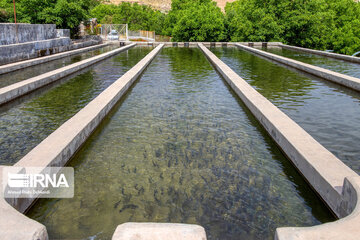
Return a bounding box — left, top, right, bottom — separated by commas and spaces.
119, 204, 138, 213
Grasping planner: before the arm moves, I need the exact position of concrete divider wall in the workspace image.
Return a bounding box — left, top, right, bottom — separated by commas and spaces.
132, 42, 282, 47
112, 223, 207, 240
0, 44, 164, 240
0, 43, 136, 106
0, 42, 110, 75
281, 44, 360, 64
235, 43, 360, 92
0, 37, 72, 65
198, 43, 360, 239
0, 24, 57, 45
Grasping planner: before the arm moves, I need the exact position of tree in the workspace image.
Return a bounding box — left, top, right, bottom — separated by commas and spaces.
90, 2, 166, 35
166, 0, 226, 41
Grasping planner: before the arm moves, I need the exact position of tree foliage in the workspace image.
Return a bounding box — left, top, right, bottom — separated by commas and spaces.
165, 0, 226, 41
0, 0, 98, 36
90, 2, 166, 35
0, 0, 359, 54
225, 0, 360, 55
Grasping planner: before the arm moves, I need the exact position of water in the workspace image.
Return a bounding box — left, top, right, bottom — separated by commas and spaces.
0, 46, 152, 165
0, 45, 119, 88
28, 47, 334, 240
263, 47, 360, 78
211, 47, 360, 174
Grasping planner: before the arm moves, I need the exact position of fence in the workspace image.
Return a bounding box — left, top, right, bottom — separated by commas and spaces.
100, 24, 128, 41
128, 30, 155, 42
99, 24, 156, 42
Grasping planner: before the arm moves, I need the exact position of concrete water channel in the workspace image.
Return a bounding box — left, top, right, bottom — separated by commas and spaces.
211, 46, 360, 174
0, 44, 119, 88
264, 47, 360, 79
0, 43, 359, 240
25, 47, 335, 239
0, 46, 153, 165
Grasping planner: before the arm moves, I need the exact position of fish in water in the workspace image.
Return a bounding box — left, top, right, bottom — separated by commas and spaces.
119, 204, 138, 213
114, 200, 121, 209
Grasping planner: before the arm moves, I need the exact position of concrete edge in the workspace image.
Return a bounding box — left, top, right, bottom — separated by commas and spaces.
8, 44, 163, 213
235, 43, 360, 92
198, 43, 360, 238
280, 44, 360, 64
0, 42, 110, 75
112, 223, 207, 240
132, 42, 282, 47
275, 176, 360, 240
0, 43, 136, 106
0, 44, 163, 240
0, 166, 49, 240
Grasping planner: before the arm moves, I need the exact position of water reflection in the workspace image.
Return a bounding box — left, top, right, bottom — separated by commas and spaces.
211, 47, 360, 174
28, 48, 334, 240
0, 45, 119, 88
0, 47, 152, 165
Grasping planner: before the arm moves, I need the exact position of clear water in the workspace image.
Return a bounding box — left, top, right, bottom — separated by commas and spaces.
0, 44, 120, 88
263, 47, 360, 79
28, 47, 334, 240
211, 47, 360, 174
0, 46, 152, 165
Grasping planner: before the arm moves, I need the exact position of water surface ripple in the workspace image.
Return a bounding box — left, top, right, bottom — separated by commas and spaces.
28, 47, 334, 240
212, 47, 360, 174
0, 46, 152, 165
264, 47, 360, 78
0, 45, 119, 88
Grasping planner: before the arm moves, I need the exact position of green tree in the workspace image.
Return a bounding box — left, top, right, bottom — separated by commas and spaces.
166, 0, 226, 41
90, 2, 166, 35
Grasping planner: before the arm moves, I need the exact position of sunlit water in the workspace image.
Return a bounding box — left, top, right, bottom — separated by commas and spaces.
0, 46, 152, 165
0, 44, 119, 88
28, 47, 334, 240
211, 47, 360, 174
264, 47, 360, 78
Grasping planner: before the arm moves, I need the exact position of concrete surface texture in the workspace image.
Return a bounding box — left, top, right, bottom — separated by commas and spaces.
112, 223, 207, 240
0, 23, 57, 45
0, 43, 136, 106
0, 24, 104, 65
0, 37, 72, 65
133, 41, 282, 47
0, 166, 48, 240
10, 44, 163, 214
275, 176, 360, 240
281, 44, 360, 63
0, 42, 110, 75
198, 43, 360, 239
0, 44, 163, 240
236, 43, 360, 92
56, 29, 70, 38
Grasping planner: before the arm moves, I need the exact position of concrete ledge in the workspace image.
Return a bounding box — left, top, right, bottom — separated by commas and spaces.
112, 223, 207, 240
275, 176, 360, 240
235, 43, 360, 92
0, 42, 109, 75
280, 44, 360, 64
0, 37, 72, 65
132, 42, 281, 47
0, 166, 48, 240
0, 44, 162, 240
0, 43, 136, 106
198, 43, 360, 238
7, 44, 163, 214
